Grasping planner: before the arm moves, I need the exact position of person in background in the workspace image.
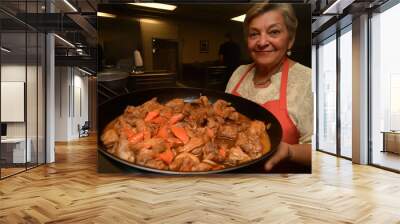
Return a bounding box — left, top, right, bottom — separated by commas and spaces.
225, 3, 312, 172
219, 32, 241, 85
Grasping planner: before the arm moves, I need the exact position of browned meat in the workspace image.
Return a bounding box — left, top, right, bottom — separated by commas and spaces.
169, 152, 200, 171
146, 159, 167, 170
136, 148, 156, 165
235, 132, 263, 159
248, 120, 266, 136
218, 125, 238, 139
142, 97, 163, 113
124, 105, 145, 120
115, 138, 135, 163
213, 99, 236, 119
142, 138, 167, 153
228, 111, 240, 121
180, 137, 204, 153
165, 98, 185, 112
192, 162, 212, 172
226, 146, 251, 165
101, 128, 119, 148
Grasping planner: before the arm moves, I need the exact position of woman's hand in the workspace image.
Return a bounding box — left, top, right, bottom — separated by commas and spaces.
264, 142, 312, 171
264, 142, 291, 171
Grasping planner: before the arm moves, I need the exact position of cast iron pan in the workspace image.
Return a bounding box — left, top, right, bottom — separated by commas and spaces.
98, 87, 282, 174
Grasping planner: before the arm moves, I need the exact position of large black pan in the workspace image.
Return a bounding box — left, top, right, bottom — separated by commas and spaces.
98, 87, 282, 174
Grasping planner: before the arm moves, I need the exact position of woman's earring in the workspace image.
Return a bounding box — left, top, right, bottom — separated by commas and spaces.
287, 49, 292, 56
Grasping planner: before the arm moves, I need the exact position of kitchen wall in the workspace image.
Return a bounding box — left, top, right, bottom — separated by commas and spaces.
137, 16, 246, 71
178, 20, 246, 64
139, 18, 179, 71
99, 14, 248, 74
98, 17, 142, 69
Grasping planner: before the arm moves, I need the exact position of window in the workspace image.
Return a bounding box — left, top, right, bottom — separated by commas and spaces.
317, 35, 337, 154
339, 26, 352, 158
370, 2, 400, 171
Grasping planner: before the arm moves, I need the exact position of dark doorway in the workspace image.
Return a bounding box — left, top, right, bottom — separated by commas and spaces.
152, 38, 178, 73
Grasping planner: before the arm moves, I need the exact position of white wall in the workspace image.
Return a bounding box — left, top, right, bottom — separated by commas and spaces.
54, 66, 89, 141
1, 65, 30, 138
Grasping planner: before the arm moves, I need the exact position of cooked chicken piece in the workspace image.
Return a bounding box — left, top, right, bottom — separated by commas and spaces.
169, 152, 200, 172
228, 111, 240, 121
213, 99, 236, 118
226, 146, 251, 165
202, 142, 217, 155
218, 125, 238, 140
191, 147, 203, 157
115, 138, 135, 163
180, 137, 204, 153
101, 128, 119, 148
146, 159, 167, 170
182, 103, 193, 116
189, 107, 208, 124
136, 148, 156, 165
192, 95, 210, 107
142, 97, 163, 113
248, 120, 266, 136
192, 162, 212, 172
160, 106, 173, 118
124, 105, 145, 120
142, 138, 167, 153
202, 142, 225, 163
165, 98, 185, 112
235, 132, 263, 159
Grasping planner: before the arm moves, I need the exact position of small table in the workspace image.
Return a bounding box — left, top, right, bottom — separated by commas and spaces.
381, 131, 400, 154
1, 138, 31, 163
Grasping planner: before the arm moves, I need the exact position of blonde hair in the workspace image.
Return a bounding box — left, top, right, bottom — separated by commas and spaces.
244, 3, 298, 42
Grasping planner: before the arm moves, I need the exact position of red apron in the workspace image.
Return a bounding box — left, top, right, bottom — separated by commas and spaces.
231, 58, 300, 144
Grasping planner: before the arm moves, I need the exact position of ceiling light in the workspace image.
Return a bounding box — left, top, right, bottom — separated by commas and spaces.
63, 0, 78, 12
78, 67, 93, 76
322, 0, 354, 15
1, 47, 11, 53
97, 12, 117, 18
54, 34, 75, 48
129, 3, 177, 11
231, 14, 246, 22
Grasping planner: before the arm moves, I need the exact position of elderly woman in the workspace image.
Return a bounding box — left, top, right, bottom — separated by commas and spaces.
225, 3, 312, 171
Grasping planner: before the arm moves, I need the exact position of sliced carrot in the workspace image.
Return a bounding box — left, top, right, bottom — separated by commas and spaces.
158, 149, 174, 165
143, 128, 151, 140
123, 127, 136, 139
169, 113, 184, 125
157, 125, 169, 139
219, 147, 226, 158
206, 128, 215, 139
170, 126, 189, 144
144, 110, 160, 122
128, 132, 144, 144
166, 137, 183, 144
212, 165, 225, 171
152, 116, 167, 124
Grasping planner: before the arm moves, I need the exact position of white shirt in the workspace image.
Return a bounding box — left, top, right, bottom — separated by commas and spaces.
225, 62, 313, 144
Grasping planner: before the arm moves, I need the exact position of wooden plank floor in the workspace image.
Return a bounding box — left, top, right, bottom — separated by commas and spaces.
1, 135, 400, 224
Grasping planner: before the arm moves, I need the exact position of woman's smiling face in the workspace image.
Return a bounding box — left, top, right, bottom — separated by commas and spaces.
247, 10, 293, 68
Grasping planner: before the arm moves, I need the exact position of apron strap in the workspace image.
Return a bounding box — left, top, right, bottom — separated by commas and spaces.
279, 58, 290, 109
231, 64, 255, 94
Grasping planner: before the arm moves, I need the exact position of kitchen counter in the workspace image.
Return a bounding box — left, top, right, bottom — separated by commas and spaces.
129, 71, 177, 90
